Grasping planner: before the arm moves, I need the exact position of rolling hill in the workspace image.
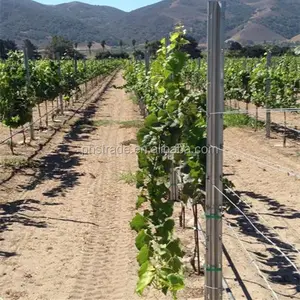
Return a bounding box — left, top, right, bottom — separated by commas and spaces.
0, 0, 299, 46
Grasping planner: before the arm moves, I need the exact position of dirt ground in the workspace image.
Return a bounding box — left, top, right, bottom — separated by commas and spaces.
221, 127, 300, 300
0, 73, 299, 300
0, 73, 202, 300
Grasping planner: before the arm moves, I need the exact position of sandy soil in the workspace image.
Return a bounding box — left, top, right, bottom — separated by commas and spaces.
1, 73, 299, 300
221, 127, 300, 300
0, 73, 203, 300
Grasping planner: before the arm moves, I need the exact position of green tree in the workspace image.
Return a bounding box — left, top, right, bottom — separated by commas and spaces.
119, 40, 124, 53
46, 36, 74, 58
132, 39, 137, 51
181, 35, 202, 59
101, 40, 106, 52
87, 41, 93, 56
46, 36, 83, 59
24, 39, 41, 60
227, 40, 243, 51
0, 39, 18, 60
147, 40, 161, 57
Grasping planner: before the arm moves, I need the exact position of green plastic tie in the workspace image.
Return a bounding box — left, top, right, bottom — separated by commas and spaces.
205, 214, 222, 220
206, 266, 222, 272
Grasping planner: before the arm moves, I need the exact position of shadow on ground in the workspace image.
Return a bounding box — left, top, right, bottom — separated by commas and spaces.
227, 190, 300, 295
0, 91, 107, 253
20, 100, 100, 197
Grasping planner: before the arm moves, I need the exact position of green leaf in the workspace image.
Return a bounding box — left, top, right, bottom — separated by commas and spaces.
167, 239, 184, 257
166, 100, 178, 114
137, 127, 150, 145
164, 219, 175, 231
135, 229, 147, 250
136, 170, 145, 188
138, 261, 153, 278
162, 286, 169, 295
136, 195, 147, 209
138, 151, 148, 169
136, 264, 155, 295
130, 213, 147, 232
137, 244, 150, 266
145, 113, 158, 127
167, 274, 184, 291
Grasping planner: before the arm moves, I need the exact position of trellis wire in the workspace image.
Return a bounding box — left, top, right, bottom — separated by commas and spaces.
211, 107, 300, 115
225, 222, 279, 300
211, 145, 300, 179
225, 185, 300, 257
214, 185, 300, 276
0, 79, 95, 146
188, 199, 235, 300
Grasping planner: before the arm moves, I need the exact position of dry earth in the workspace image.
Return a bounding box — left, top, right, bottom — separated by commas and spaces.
0, 72, 299, 300
221, 127, 300, 300
0, 73, 202, 300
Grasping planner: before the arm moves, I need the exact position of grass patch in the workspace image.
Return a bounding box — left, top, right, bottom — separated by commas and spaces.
119, 171, 137, 185
92, 120, 116, 127
76, 119, 143, 129
122, 139, 138, 146
224, 113, 264, 129
0, 157, 37, 169
119, 120, 144, 129
130, 93, 139, 104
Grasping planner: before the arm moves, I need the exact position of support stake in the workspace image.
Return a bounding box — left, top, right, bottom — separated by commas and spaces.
205, 1, 225, 299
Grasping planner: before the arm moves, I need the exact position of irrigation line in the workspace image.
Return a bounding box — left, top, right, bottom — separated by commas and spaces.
214, 185, 300, 276
225, 185, 300, 257
211, 106, 300, 136
225, 223, 279, 300
211, 145, 300, 179
0, 105, 58, 146
0, 79, 97, 146
211, 107, 300, 115
224, 145, 300, 178
0, 71, 117, 187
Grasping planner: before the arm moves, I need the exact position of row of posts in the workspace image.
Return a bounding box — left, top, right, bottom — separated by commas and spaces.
22, 47, 91, 141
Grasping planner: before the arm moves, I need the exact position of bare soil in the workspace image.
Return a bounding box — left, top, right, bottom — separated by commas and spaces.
1, 73, 299, 300
221, 127, 300, 300
0, 73, 202, 300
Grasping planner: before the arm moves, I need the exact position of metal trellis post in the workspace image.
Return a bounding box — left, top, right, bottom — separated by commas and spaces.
23, 46, 35, 141
205, 1, 225, 299
56, 52, 64, 114
266, 52, 272, 138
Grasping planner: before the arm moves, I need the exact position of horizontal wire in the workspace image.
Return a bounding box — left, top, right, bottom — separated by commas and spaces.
225, 185, 300, 257
211, 145, 300, 179
190, 200, 274, 300
225, 222, 279, 300
214, 185, 300, 276
0, 86, 89, 146
211, 107, 300, 115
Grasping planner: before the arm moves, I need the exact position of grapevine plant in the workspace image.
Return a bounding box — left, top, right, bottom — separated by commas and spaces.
124, 26, 207, 299
0, 54, 121, 132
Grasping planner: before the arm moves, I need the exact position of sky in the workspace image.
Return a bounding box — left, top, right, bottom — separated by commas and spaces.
35, 0, 162, 12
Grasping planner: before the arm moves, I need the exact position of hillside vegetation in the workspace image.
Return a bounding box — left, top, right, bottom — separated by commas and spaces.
0, 0, 299, 45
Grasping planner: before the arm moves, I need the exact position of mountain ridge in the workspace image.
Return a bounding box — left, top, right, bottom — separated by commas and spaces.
0, 0, 299, 46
